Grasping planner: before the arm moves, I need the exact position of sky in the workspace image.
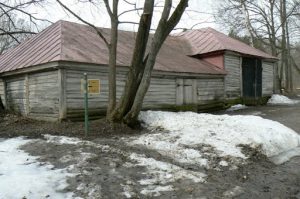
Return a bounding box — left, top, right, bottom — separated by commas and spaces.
26, 0, 220, 33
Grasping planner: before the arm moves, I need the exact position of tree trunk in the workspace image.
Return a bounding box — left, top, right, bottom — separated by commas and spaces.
110, 0, 154, 122
280, 0, 289, 93
286, 17, 293, 92
123, 0, 189, 126
106, 1, 119, 121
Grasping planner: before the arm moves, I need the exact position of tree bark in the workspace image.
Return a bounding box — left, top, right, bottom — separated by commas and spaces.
110, 0, 155, 122
280, 0, 290, 93
106, 0, 119, 121
124, 0, 189, 126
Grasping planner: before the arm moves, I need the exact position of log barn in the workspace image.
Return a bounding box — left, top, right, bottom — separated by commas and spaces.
0, 21, 277, 121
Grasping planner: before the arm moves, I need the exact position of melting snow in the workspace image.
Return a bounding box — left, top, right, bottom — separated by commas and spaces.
226, 104, 247, 112
129, 153, 206, 196
134, 111, 300, 167
44, 134, 83, 145
0, 137, 74, 199
268, 94, 299, 105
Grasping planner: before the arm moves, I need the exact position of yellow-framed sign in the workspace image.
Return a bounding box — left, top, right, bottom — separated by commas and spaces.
81, 79, 101, 94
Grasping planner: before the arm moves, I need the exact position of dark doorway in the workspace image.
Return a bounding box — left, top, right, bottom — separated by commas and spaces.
242, 57, 262, 98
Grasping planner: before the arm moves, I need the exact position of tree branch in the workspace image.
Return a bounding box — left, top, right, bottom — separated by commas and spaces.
56, 0, 110, 48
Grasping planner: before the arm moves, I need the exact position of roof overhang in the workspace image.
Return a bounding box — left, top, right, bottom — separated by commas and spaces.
0, 60, 226, 78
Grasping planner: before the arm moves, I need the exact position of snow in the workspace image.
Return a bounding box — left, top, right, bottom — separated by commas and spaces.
270, 147, 300, 165
268, 94, 299, 105
135, 111, 300, 167
129, 153, 206, 196
140, 185, 173, 197
44, 134, 83, 145
219, 160, 229, 167
0, 137, 74, 199
226, 104, 247, 112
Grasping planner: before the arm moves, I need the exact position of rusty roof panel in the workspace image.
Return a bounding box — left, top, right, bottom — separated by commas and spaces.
0, 22, 62, 73
0, 21, 228, 75
173, 28, 277, 59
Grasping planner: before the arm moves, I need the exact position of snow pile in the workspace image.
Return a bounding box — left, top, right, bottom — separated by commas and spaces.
134, 111, 300, 167
268, 94, 299, 105
226, 104, 247, 112
0, 138, 74, 199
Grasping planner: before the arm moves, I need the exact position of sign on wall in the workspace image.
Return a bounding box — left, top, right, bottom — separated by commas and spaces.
81, 79, 101, 94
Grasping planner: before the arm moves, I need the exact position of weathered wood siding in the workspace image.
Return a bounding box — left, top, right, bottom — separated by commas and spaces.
65, 66, 177, 118
0, 79, 4, 106
143, 77, 176, 108
224, 54, 241, 99
28, 70, 59, 119
5, 71, 59, 120
65, 68, 114, 118
262, 61, 274, 96
197, 78, 225, 104
5, 76, 26, 114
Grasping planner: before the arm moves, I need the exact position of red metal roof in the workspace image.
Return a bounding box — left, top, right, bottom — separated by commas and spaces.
0, 21, 225, 75
173, 27, 277, 60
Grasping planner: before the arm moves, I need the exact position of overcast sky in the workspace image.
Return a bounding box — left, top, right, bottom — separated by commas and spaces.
28, 0, 220, 33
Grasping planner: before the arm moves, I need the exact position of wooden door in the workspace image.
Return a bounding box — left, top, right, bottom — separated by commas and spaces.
242, 57, 262, 98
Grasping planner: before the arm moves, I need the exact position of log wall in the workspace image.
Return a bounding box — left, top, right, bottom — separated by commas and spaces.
224, 54, 242, 99
5, 76, 26, 114
64, 66, 178, 118
4, 70, 59, 120
0, 78, 5, 106
197, 78, 225, 104
262, 61, 274, 96
28, 70, 59, 120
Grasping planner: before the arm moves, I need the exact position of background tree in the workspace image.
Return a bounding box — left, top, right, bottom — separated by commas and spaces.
215, 0, 300, 93
57, 0, 189, 126
0, 0, 48, 54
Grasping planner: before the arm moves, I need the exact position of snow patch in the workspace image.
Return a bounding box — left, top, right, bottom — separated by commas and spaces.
136, 111, 300, 166
223, 186, 244, 198
268, 94, 299, 105
226, 104, 247, 112
270, 147, 300, 165
140, 185, 173, 197
129, 153, 206, 196
44, 134, 82, 145
0, 138, 74, 199
219, 160, 229, 167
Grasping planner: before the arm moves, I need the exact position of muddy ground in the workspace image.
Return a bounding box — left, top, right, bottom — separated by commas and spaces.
1, 104, 300, 198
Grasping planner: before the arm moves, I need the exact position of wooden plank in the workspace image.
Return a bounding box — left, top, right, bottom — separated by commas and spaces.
176, 79, 184, 105
25, 74, 29, 115
197, 78, 225, 103
58, 69, 67, 120
28, 70, 59, 119
0, 79, 5, 107
262, 61, 274, 96
224, 54, 241, 99
6, 76, 26, 115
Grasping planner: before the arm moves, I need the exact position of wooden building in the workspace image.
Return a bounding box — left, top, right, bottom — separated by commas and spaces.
175, 28, 277, 100
0, 21, 277, 121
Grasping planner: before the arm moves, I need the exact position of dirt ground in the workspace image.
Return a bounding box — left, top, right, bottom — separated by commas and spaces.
1, 102, 300, 198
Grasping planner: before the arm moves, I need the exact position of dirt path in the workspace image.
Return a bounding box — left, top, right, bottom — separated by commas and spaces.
1, 103, 300, 198
17, 134, 300, 199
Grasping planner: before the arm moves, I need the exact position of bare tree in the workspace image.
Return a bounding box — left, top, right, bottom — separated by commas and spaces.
57, 0, 189, 126
0, 0, 49, 54
215, 0, 300, 93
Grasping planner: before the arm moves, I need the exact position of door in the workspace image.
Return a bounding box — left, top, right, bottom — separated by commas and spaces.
242, 57, 262, 98
183, 80, 193, 104
176, 79, 195, 105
